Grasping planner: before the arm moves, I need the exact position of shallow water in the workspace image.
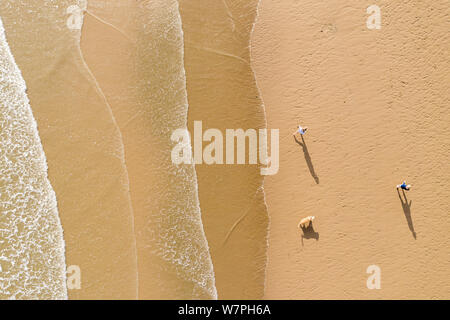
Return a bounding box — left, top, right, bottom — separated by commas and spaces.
132, 0, 217, 299
1, 0, 218, 299
82, 0, 217, 299
0, 0, 139, 299
0, 17, 67, 300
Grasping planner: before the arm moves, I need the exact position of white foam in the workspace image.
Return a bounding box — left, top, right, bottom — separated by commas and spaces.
133, 0, 218, 299
175, 0, 218, 300
0, 17, 67, 299
250, 0, 270, 298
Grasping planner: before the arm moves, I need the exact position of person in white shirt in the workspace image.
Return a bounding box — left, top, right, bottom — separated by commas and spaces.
293, 125, 308, 136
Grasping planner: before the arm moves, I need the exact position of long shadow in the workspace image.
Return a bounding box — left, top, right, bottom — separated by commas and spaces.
294, 135, 319, 184
300, 224, 319, 246
397, 188, 416, 239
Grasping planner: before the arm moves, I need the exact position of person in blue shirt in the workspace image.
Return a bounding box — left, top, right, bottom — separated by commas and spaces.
397, 181, 411, 191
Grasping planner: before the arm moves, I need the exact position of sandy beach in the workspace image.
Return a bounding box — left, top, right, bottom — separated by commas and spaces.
179, 0, 268, 299
0, 0, 139, 299
0, 0, 448, 300
81, 0, 217, 299
252, 0, 450, 298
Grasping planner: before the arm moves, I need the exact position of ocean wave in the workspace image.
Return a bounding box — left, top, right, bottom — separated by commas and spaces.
0, 17, 67, 300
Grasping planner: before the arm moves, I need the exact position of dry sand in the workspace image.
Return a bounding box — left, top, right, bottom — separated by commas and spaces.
252, 0, 450, 298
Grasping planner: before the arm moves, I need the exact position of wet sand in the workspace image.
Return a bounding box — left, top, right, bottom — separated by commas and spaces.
179, 0, 269, 299
252, 0, 450, 298
78, 0, 269, 299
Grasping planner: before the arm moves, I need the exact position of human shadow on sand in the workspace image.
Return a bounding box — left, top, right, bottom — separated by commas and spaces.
397, 188, 416, 239
294, 135, 319, 184
300, 224, 319, 246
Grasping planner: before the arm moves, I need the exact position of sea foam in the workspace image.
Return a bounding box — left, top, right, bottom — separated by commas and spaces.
131, 0, 217, 299
0, 17, 67, 300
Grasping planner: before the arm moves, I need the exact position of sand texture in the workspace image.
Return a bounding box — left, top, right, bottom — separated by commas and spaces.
179, 0, 269, 299
252, 0, 450, 299
0, 0, 448, 299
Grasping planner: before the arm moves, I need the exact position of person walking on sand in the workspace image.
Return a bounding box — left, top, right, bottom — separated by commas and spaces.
298, 216, 315, 229
397, 181, 411, 191
293, 125, 308, 136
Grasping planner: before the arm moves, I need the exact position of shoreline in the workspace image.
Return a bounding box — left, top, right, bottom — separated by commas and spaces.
0, 0, 448, 299
180, 0, 269, 299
